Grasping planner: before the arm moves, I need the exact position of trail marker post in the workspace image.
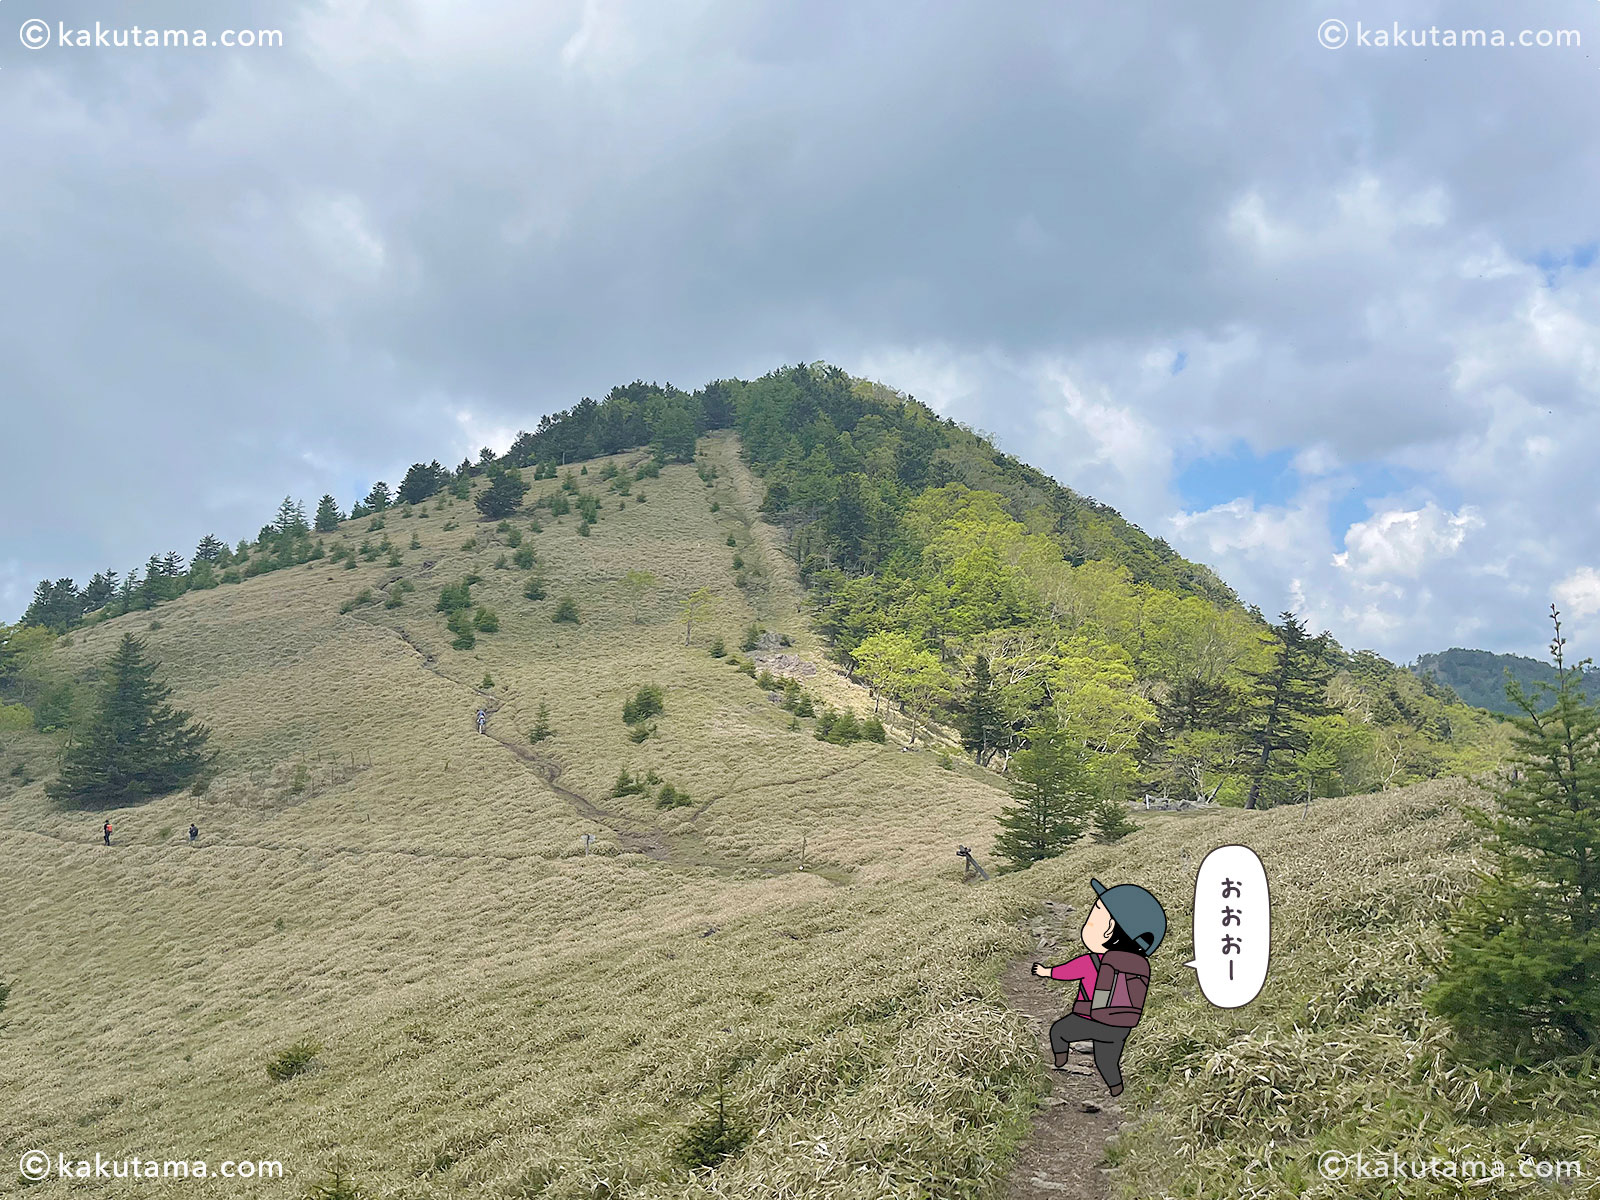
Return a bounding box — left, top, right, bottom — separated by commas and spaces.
957, 845, 989, 882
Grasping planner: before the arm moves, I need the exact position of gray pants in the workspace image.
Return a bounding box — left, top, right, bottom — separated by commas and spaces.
1049, 1014, 1130, 1089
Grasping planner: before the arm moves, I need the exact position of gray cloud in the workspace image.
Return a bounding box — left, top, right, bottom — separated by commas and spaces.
3, 0, 1598, 663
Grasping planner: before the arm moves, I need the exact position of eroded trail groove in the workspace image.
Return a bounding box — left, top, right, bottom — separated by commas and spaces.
999, 946, 1122, 1200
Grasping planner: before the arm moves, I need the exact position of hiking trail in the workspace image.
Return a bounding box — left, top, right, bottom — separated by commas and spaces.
1000, 905, 1123, 1200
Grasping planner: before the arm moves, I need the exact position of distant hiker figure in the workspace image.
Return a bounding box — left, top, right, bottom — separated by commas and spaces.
103, 821, 112, 846
189, 823, 199, 843
476, 709, 488, 735
1032, 878, 1167, 1098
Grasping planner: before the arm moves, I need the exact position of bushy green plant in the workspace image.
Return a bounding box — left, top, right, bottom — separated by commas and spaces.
552, 597, 579, 624
656, 783, 692, 810
514, 546, 536, 570
265, 1038, 321, 1082
436, 580, 472, 614
622, 684, 665, 725
673, 1076, 750, 1170
741, 624, 761, 651
528, 703, 553, 743
627, 723, 655, 743
862, 714, 886, 742
523, 576, 547, 601
472, 607, 499, 633
708, 636, 726, 659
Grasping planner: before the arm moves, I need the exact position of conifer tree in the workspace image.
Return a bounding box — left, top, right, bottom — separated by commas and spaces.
959, 654, 1009, 766
314, 494, 344, 532
194, 534, 226, 563
363, 481, 392, 511
47, 634, 215, 808
1243, 612, 1335, 809
474, 466, 529, 518
1428, 607, 1600, 1059
274, 497, 310, 538
995, 716, 1094, 868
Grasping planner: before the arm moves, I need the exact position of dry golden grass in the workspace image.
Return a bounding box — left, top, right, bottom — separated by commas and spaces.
3, 439, 1588, 1199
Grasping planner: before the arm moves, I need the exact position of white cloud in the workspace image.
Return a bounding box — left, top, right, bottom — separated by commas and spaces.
1333, 503, 1484, 579
1555, 567, 1600, 621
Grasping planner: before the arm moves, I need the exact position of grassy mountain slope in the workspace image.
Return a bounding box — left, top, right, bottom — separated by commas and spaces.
2, 437, 1591, 1199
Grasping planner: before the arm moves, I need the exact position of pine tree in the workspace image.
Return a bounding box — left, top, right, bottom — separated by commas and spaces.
529, 702, 554, 743
1243, 612, 1335, 809
994, 716, 1094, 868
959, 654, 1008, 765
474, 466, 529, 519
47, 634, 216, 808
274, 497, 309, 538
363, 481, 392, 511
314, 494, 344, 532
1428, 607, 1600, 1060
194, 534, 226, 563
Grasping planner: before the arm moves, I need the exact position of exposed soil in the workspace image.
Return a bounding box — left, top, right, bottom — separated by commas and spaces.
1000, 911, 1123, 1200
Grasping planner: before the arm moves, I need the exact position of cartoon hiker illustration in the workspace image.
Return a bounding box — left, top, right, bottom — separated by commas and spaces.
1032, 877, 1166, 1097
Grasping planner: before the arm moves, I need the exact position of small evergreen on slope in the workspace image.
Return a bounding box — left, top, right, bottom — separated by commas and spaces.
47, 634, 215, 808
1429, 609, 1600, 1060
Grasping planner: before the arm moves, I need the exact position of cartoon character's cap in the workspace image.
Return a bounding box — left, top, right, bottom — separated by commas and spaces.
1091, 878, 1167, 955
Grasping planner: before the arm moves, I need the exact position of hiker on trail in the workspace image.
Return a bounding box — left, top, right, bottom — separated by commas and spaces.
189, 823, 199, 843
476, 708, 488, 735
103, 820, 112, 846
1032, 878, 1166, 1098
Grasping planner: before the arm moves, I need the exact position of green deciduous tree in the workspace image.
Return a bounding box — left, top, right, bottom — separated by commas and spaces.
1428, 608, 1600, 1060
47, 634, 215, 808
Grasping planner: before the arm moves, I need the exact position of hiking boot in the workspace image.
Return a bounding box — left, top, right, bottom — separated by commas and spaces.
1108, 1083, 1123, 1097
1053, 1051, 1070, 1069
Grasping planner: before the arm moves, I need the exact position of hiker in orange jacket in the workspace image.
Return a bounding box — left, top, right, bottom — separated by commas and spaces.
1032, 878, 1166, 1097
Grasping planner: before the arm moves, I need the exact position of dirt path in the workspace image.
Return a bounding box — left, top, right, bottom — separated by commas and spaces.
999, 909, 1123, 1200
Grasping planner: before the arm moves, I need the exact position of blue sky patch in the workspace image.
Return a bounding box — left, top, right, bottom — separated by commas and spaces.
1529, 241, 1597, 287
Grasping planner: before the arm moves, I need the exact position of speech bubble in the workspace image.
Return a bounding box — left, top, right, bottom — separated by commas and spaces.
1185, 844, 1270, 1007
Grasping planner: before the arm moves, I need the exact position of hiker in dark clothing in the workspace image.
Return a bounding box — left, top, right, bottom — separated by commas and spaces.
189, 823, 199, 843
103, 821, 113, 846
1033, 878, 1166, 1097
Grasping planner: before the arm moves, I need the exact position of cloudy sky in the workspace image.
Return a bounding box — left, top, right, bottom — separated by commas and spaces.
3, 0, 1598, 663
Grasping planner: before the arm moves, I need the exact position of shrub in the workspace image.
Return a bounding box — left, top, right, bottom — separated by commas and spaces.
529, 703, 553, 743
473, 606, 499, 633
627, 723, 655, 743
461, 537, 477, 551
636, 493, 646, 503
656, 783, 692, 810
732, 554, 744, 569
451, 629, 476, 651
552, 597, 580, 623
757, 669, 777, 690
1093, 798, 1138, 843
674, 1077, 751, 1170
506, 528, 523, 548
529, 518, 543, 533
862, 714, 887, 742
710, 501, 720, 512
709, 636, 726, 659
726, 535, 737, 547
481, 673, 494, 689
339, 588, 374, 614
437, 580, 472, 613
305, 1158, 365, 1200
387, 550, 403, 567
622, 684, 665, 725
741, 624, 761, 651
636, 459, 660, 478
265, 1038, 322, 1082
494, 554, 509, 570
524, 576, 547, 601
384, 592, 404, 609
797, 692, 820, 718
612, 769, 646, 798
548, 494, 570, 517
577, 522, 591, 537
409, 534, 421, 549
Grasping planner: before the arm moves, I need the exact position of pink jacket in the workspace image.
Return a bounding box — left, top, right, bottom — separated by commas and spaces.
1048, 953, 1099, 1001
1049, 951, 1151, 1027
